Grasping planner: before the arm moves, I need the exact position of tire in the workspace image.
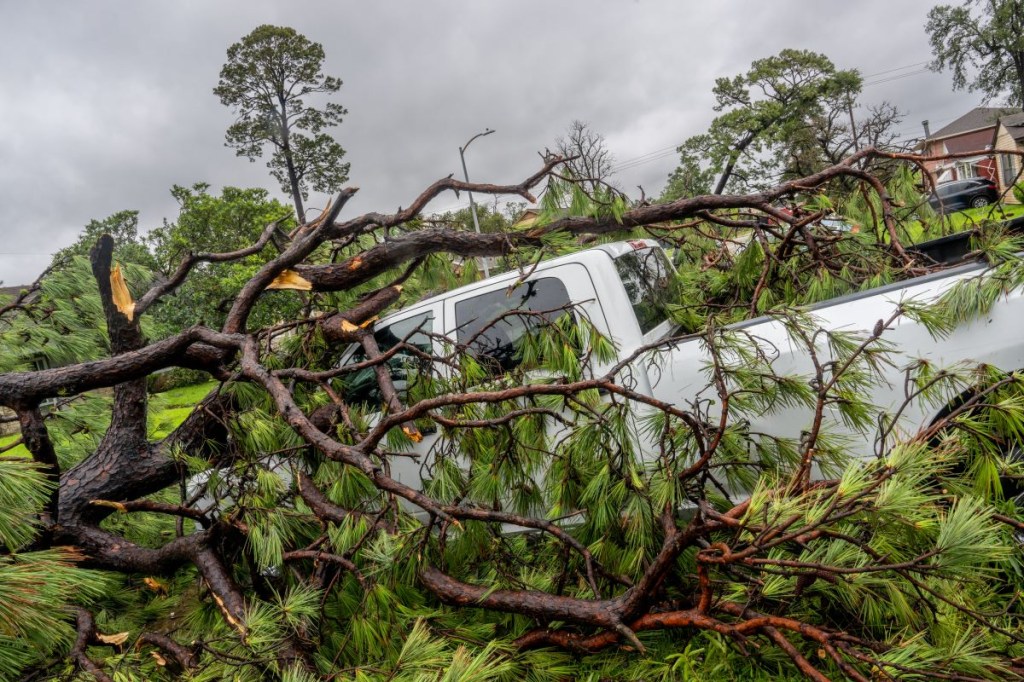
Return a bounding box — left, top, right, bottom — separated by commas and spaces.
931, 425, 1024, 503
971, 195, 991, 209
1000, 444, 1024, 503
930, 373, 1024, 503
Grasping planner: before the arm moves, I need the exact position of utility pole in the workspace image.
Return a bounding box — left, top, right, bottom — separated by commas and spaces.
459, 128, 495, 278
846, 94, 860, 154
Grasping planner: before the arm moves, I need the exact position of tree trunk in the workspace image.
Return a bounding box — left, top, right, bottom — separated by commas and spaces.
713, 130, 758, 195
278, 97, 306, 223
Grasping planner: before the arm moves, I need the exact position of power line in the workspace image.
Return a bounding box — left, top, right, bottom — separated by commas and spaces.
891, 112, 962, 139
614, 144, 680, 167
614, 146, 681, 173
861, 61, 929, 79
862, 68, 932, 88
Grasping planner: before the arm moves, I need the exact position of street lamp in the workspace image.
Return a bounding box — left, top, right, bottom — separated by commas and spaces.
459, 128, 495, 278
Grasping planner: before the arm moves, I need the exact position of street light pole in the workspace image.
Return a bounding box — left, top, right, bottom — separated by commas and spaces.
459, 128, 494, 278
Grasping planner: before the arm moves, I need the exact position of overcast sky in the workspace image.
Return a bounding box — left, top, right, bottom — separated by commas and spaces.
0, 0, 987, 285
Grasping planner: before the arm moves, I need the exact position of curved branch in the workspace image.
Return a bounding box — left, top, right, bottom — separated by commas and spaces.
71, 608, 115, 682
136, 631, 198, 672
296, 229, 526, 293
283, 549, 366, 587
16, 407, 59, 523
88, 499, 212, 528
321, 156, 564, 241
134, 218, 286, 315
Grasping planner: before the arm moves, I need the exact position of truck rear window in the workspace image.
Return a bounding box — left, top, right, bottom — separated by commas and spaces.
614, 248, 673, 335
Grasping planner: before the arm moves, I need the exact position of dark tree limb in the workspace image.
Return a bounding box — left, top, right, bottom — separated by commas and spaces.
0, 326, 240, 408
419, 564, 623, 629
88, 498, 212, 528
60, 388, 232, 525
39, 236, 156, 525
71, 608, 116, 682
355, 331, 422, 442
15, 407, 59, 523
136, 631, 199, 673
296, 229, 530, 293
319, 284, 403, 343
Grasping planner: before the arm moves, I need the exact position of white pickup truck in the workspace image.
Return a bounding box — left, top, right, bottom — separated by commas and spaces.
336, 233, 1024, 495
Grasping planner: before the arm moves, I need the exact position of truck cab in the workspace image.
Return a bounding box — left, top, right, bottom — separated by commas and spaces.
334, 240, 677, 491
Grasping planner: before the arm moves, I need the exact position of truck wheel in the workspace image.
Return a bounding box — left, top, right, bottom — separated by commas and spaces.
931, 429, 1023, 502
1000, 444, 1024, 503
971, 195, 991, 208
929, 371, 1024, 503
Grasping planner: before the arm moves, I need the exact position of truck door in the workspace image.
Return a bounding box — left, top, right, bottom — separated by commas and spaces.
336, 302, 445, 490
441, 266, 605, 513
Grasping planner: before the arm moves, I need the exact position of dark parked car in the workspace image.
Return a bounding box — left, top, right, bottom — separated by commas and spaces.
927, 177, 999, 214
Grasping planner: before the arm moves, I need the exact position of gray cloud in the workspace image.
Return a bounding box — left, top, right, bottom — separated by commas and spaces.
0, 0, 982, 285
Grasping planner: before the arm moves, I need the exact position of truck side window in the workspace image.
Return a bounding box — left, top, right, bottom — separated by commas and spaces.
454, 278, 572, 374
341, 312, 434, 407
614, 248, 673, 334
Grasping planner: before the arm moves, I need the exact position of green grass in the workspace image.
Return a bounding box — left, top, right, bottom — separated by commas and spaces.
0, 432, 27, 458
156, 381, 219, 409
1, 381, 220, 458
148, 406, 201, 440
903, 202, 1024, 243
147, 381, 219, 439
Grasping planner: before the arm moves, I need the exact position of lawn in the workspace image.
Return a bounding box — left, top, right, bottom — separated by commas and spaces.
148, 380, 220, 439
0, 381, 220, 458
0, 431, 26, 458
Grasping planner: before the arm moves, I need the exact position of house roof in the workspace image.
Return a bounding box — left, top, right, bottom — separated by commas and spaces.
0, 285, 27, 299
1001, 111, 1024, 142
512, 207, 567, 229
930, 107, 1020, 140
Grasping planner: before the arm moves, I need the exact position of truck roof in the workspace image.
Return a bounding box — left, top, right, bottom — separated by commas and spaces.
384, 238, 660, 318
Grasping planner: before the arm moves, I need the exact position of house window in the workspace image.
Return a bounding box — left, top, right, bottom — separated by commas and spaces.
1000, 154, 1019, 188
955, 161, 977, 179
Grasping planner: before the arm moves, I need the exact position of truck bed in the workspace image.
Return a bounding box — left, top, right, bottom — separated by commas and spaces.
908, 215, 1024, 265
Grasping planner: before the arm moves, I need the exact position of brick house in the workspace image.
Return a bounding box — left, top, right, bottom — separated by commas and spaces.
919, 107, 1024, 201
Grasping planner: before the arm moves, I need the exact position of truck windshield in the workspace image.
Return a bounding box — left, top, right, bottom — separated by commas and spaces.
614, 248, 673, 335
